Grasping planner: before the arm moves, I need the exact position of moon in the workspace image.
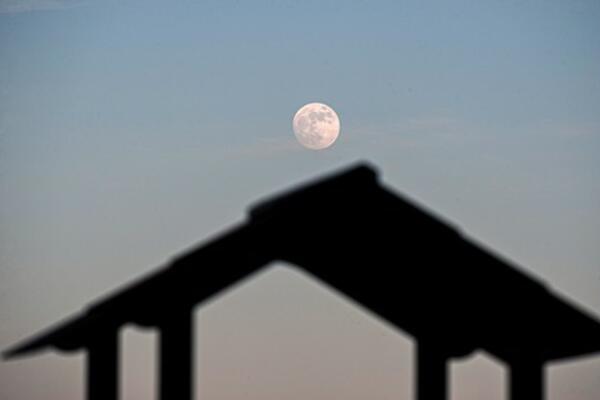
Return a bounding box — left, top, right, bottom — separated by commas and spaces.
292, 102, 340, 150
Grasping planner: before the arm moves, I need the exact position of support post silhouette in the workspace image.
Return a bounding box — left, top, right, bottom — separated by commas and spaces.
86, 328, 119, 400
510, 354, 544, 400
159, 307, 194, 400
416, 342, 447, 400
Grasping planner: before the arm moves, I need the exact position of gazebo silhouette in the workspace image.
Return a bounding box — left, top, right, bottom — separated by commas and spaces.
4, 163, 600, 400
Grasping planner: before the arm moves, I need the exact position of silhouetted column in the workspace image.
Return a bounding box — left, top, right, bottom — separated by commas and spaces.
87, 329, 119, 400
416, 342, 447, 400
510, 354, 544, 400
159, 307, 193, 400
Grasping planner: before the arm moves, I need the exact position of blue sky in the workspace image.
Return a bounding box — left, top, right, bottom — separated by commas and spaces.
1, 1, 599, 399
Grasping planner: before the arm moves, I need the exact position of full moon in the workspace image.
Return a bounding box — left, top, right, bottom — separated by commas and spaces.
292, 102, 340, 150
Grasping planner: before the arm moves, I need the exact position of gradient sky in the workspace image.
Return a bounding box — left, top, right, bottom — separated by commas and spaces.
1, 1, 599, 399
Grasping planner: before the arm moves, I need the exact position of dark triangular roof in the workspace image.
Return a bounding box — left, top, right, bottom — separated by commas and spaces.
5, 163, 600, 363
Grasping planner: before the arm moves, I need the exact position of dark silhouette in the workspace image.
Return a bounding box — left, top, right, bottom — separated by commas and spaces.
4, 162, 600, 400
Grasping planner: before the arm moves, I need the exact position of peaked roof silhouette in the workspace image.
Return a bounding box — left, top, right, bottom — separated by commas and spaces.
5, 162, 600, 365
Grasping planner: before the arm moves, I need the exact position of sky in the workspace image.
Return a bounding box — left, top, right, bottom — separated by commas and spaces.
1, 0, 599, 399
